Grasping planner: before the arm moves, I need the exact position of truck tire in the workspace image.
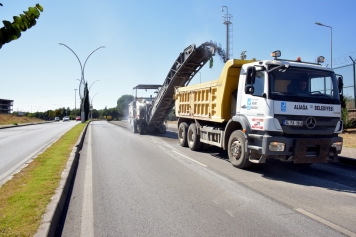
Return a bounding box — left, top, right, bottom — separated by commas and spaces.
178, 122, 188, 147
187, 123, 202, 151
133, 121, 138, 133
159, 125, 167, 134
228, 130, 252, 169
139, 126, 145, 135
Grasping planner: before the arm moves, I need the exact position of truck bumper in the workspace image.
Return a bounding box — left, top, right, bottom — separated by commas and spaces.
250, 135, 343, 164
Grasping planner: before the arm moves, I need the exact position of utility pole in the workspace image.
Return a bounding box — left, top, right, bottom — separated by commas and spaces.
350, 56, 356, 108
222, 6, 233, 61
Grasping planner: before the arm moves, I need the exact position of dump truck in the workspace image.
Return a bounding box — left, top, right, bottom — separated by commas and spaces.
174, 50, 344, 168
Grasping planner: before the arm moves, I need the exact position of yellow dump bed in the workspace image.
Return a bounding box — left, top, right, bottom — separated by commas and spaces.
174, 59, 254, 123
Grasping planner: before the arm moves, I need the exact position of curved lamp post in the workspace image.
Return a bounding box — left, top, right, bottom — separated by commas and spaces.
59, 43, 105, 122
74, 88, 77, 116
315, 22, 332, 68
89, 80, 100, 91
88, 80, 99, 119
90, 93, 99, 120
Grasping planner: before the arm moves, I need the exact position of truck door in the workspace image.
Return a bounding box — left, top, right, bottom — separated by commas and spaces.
238, 70, 267, 130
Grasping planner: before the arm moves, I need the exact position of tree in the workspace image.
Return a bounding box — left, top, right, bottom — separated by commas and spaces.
66, 107, 71, 116
0, 3, 43, 49
102, 106, 108, 118
108, 107, 119, 120
117, 94, 134, 118
82, 82, 90, 121
91, 109, 99, 119
341, 95, 355, 129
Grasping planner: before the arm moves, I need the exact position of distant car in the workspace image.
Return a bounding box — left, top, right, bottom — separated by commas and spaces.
63, 116, 70, 122
76, 116, 81, 121
55, 117, 60, 122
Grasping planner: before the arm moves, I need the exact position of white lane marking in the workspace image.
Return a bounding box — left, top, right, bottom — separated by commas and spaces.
225, 210, 234, 217
81, 124, 94, 237
171, 150, 207, 167
295, 208, 356, 237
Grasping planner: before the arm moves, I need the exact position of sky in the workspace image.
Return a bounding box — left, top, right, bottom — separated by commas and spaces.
1, 0, 356, 113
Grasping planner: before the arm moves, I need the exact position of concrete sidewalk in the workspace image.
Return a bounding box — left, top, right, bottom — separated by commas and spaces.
340, 147, 356, 160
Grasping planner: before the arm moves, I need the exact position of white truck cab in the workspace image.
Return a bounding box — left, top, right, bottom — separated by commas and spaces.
234, 51, 343, 165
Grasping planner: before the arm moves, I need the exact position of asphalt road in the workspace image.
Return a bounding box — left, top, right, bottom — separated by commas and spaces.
58, 121, 356, 236
0, 121, 79, 186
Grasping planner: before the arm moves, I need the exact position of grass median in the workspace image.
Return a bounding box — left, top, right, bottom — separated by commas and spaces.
0, 122, 87, 236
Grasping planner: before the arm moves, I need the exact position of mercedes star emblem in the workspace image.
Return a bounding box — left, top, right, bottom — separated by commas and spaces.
306, 117, 316, 129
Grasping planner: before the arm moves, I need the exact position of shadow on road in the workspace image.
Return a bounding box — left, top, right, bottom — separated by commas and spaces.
110, 120, 356, 194
207, 148, 356, 194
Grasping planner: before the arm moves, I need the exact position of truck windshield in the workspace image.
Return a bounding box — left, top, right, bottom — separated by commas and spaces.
268, 67, 340, 104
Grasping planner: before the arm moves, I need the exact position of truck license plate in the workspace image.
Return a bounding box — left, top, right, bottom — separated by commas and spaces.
283, 120, 303, 126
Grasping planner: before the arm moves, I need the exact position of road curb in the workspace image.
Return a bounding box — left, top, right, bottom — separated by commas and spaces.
0, 121, 55, 129
34, 122, 90, 237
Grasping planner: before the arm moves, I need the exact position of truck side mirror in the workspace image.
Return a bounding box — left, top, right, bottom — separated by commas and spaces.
337, 76, 343, 94
245, 85, 254, 94
245, 66, 256, 85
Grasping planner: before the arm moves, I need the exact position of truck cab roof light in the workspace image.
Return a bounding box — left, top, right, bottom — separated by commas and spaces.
317, 56, 325, 64
271, 50, 281, 59
296, 57, 301, 62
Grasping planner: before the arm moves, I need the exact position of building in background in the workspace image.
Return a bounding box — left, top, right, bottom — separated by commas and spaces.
0, 99, 14, 114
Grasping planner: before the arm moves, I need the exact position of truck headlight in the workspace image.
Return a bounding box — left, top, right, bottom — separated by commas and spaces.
332, 142, 342, 151
269, 142, 285, 151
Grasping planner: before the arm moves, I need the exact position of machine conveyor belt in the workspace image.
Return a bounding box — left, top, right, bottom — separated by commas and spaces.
148, 43, 215, 126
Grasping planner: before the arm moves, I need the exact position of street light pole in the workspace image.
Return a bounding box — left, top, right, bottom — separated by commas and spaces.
315, 22, 332, 68
87, 80, 100, 119
90, 93, 99, 120
59, 43, 105, 122
89, 80, 100, 91
74, 89, 77, 116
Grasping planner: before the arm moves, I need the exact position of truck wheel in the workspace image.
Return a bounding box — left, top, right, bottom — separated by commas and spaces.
162, 126, 167, 134
159, 125, 167, 134
178, 122, 188, 147
187, 123, 202, 151
228, 130, 252, 169
139, 126, 145, 135
133, 121, 138, 133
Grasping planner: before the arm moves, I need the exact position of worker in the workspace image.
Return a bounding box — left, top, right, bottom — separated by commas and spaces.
298, 80, 308, 94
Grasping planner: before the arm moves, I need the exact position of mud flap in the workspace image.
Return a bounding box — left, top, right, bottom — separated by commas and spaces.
294, 139, 331, 163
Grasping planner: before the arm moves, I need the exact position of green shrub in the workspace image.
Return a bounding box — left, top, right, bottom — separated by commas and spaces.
342, 108, 355, 130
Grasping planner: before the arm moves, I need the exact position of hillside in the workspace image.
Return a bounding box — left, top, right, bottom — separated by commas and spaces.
0, 114, 44, 125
